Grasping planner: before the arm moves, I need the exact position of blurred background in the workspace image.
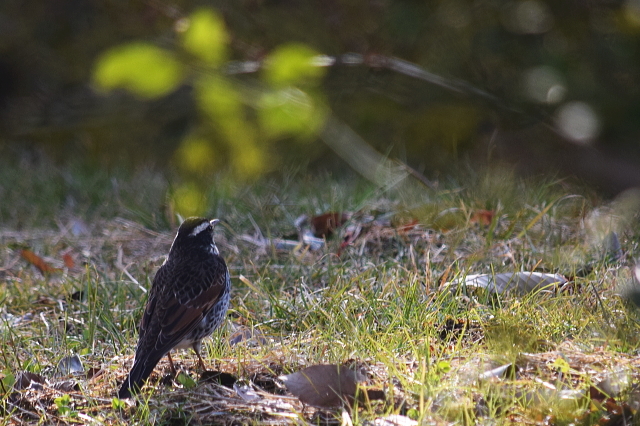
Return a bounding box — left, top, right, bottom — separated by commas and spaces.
2, 0, 640, 196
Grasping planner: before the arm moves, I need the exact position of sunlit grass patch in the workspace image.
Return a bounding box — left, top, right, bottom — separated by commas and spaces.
1, 159, 640, 424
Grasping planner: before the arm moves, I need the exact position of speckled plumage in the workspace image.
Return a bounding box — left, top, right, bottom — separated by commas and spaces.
118, 218, 230, 399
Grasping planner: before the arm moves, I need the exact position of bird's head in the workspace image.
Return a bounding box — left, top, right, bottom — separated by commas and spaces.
169, 217, 221, 256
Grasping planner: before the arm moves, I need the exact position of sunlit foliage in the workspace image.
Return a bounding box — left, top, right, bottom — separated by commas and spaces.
92, 8, 328, 217
93, 43, 184, 98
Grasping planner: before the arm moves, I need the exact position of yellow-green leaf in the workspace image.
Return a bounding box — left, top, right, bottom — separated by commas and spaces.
196, 75, 242, 120
230, 141, 266, 178
171, 183, 207, 217
181, 9, 228, 64
93, 42, 184, 98
264, 44, 325, 87
551, 357, 570, 374
437, 360, 451, 373
258, 87, 327, 139
176, 372, 197, 389
174, 135, 217, 175
112, 397, 126, 410
1, 371, 15, 390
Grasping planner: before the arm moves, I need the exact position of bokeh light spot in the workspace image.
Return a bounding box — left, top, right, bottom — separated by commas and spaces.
523, 66, 566, 104
556, 101, 600, 144
502, 0, 553, 34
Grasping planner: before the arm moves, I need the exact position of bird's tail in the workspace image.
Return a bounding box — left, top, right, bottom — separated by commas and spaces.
118, 356, 162, 399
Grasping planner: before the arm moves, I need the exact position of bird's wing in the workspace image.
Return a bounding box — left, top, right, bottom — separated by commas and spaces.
135, 256, 229, 360
138, 265, 163, 336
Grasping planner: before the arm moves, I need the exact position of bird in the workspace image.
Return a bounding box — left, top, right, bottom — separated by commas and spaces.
118, 217, 231, 399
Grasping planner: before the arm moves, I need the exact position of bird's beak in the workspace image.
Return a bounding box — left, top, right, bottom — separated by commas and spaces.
210, 219, 220, 227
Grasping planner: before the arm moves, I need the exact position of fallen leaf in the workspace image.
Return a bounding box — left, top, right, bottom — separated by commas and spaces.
478, 363, 516, 381
20, 249, 60, 274
34, 296, 59, 306
86, 367, 104, 380
234, 382, 261, 402
599, 398, 634, 426
373, 415, 418, 426
228, 325, 267, 347
438, 317, 468, 340
238, 235, 324, 252
62, 253, 75, 269
337, 223, 362, 256
301, 233, 326, 250
51, 379, 79, 392
176, 372, 197, 389
445, 272, 568, 296
250, 371, 282, 394
199, 371, 237, 388
470, 209, 495, 226
13, 371, 47, 390
311, 212, 348, 238
592, 370, 631, 399
69, 291, 85, 302
57, 355, 84, 376
396, 219, 419, 232
279, 364, 363, 408
1, 312, 34, 328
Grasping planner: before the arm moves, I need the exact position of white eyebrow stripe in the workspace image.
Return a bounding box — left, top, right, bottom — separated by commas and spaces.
189, 222, 210, 236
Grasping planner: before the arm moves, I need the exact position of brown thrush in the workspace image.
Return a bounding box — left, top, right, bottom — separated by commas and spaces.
118, 217, 230, 398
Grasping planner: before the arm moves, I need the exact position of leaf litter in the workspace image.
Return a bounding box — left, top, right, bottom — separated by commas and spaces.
279, 364, 364, 408
1, 188, 640, 425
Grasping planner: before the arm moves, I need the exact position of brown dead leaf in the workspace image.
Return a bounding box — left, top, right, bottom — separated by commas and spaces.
470, 209, 495, 226
599, 398, 634, 426
20, 249, 60, 274
199, 371, 237, 388
14, 371, 47, 390
589, 385, 607, 402
311, 213, 348, 238
62, 253, 75, 269
33, 296, 59, 306
86, 367, 104, 380
396, 219, 419, 232
69, 291, 85, 301
279, 364, 362, 408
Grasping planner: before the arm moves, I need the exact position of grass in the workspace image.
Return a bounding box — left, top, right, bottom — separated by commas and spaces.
1, 154, 640, 425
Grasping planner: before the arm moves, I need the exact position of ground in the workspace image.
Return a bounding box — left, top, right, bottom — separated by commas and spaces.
1, 162, 640, 425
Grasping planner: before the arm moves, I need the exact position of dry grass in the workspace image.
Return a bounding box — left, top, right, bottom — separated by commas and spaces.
1, 163, 640, 425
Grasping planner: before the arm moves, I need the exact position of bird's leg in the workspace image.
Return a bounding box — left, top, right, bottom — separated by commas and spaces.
196, 351, 207, 371
193, 342, 207, 371
167, 352, 178, 376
